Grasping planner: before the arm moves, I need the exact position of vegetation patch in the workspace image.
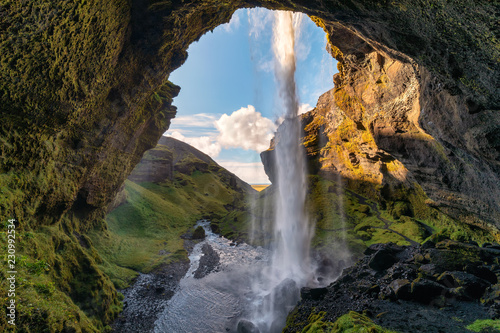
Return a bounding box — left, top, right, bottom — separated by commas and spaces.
299, 310, 396, 333
466, 319, 500, 332
92, 141, 253, 288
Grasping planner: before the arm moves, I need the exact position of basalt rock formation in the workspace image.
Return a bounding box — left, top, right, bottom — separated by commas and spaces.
262, 13, 500, 236
284, 239, 500, 332
1, 0, 499, 331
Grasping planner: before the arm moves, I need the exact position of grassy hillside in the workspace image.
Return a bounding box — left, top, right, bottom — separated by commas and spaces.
91, 138, 255, 288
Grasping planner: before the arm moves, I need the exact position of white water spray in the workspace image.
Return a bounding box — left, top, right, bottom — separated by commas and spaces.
270, 10, 312, 284
247, 11, 314, 333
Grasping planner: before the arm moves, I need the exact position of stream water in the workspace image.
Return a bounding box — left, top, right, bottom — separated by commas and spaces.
153, 220, 271, 332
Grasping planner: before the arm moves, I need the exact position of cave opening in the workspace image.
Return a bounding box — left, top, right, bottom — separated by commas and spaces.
4, 1, 500, 332
129, 8, 344, 333
163, 7, 338, 186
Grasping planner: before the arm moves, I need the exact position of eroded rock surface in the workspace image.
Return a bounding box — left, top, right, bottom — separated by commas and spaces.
285, 239, 500, 332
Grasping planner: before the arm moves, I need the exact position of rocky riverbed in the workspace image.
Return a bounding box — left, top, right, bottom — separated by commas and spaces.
112, 220, 272, 332
114, 223, 500, 333
112, 259, 190, 332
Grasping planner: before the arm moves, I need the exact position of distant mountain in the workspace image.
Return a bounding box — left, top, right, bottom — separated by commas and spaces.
127, 136, 253, 193
96, 137, 255, 288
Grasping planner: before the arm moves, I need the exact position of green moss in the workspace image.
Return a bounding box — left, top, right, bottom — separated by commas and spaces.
0, 224, 119, 332
304, 175, 496, 257
299, 311, 397, 333
390, 217, 429, 244
1, 0, 499, 331
466, 319, 500, 332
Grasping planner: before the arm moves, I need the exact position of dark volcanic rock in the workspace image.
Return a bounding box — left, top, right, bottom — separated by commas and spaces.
237, 319, 260, 333
193, 243, 220, 279
284, 240, 500, 333
112, 259, 189, 333
389, 279, 411, 300
269, 278, 300, 311
301, 287, 328, 301
369, 249, 398, 271
192, 226, 206, 240
410, 278, 447, 304
437, 271, 491, 300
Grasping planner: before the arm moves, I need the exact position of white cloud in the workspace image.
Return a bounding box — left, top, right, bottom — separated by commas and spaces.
298, 103, 313, 115
257, 59, 274, 73
215, 105, 276, 152
168, 113, 218, 137
217, 160, 270, 184
167, 131, 221, 158
169, 113, 217, 128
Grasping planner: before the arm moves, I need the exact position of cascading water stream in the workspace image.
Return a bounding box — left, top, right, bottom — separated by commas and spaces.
247, 11, 315, 333
270, 10, 312, 285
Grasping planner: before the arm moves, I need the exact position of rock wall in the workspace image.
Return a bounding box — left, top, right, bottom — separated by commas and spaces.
262, 8, 500, 232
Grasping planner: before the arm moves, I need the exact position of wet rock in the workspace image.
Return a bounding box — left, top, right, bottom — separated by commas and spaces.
193, 243, 220, 279
112, 260, 190, 333
364, 243, 389, 255
192, 226, 206, 240
467, 266, 498, 284
210, 223, 221, 234
369, 249, 398, 271
301, 287, 328, 300
421, 240, 436, 249
237, 319, 260, 333
410, 278, 448, 304
389, 279, 411, 300
284, 241, 500, 333
271, 278, 300, 310
437, 271, 490, 299
425, 248, 482, 272
419, 263, 440, 276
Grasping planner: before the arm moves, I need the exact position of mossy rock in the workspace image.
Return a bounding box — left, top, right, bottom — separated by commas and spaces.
388, 201, 413, 219
300, 310, 396, 333
192, 226, 206, 239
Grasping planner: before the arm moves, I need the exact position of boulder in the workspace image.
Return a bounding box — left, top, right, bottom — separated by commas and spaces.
410, 278, 447, 304
193, 244, 220, 279
271, 278, 300, 310
192, 226, 206, 239
389, 279, 411, 300
437, 271, 490, 300
237, 319, 260, 333
301, 287, 328, 301
369, 249, 398, 271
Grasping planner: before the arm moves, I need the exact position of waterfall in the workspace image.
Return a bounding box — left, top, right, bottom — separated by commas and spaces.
246, 11, 314, 333
270, 10, 312, 286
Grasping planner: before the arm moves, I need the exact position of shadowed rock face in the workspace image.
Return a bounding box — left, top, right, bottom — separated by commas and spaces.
263, 24, 500, 232
0, 0, 499, 329
284, 239, 500, 332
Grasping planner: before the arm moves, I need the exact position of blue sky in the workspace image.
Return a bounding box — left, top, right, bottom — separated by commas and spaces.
165, 8, 337, 184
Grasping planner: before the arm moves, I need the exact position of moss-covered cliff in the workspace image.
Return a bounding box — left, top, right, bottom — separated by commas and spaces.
1, 0, 498, 331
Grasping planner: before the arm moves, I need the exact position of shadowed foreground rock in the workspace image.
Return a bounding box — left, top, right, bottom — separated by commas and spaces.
285, 239, 500, 332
